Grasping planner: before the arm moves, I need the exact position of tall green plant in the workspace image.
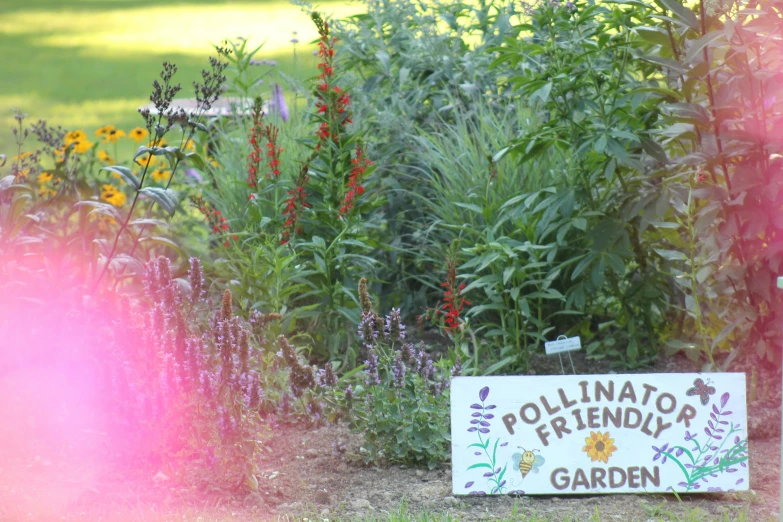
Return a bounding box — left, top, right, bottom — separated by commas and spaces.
330, 0, 520, 314
635, 0, 783, 367
400, 100, 579, 373
196, 13, 385, 365
491, 0, 672, 365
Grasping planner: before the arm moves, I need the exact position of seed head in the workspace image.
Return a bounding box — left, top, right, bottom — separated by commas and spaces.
221, 289, 233, 321
358, 277, 373, 313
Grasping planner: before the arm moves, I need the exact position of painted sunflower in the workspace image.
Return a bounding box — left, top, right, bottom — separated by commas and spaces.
582, 431, 617, 463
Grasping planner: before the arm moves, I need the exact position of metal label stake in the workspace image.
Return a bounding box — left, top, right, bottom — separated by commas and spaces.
544, 335, 580, 375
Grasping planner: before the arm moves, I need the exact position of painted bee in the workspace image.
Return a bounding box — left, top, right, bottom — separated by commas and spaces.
512, 448, 545, 479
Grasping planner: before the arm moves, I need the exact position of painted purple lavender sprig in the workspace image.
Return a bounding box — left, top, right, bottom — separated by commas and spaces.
465, 386, 508, 494
651, 392, 748, 491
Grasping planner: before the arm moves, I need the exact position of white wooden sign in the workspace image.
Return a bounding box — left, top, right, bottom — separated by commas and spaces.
544, 336, 581, 355
451, 374, 748, 495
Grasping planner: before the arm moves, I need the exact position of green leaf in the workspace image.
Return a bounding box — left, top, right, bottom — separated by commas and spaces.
454, 202, 482, 214
184, 152, 207, 170
711, 318, 740, 350
311, 236, 326, 249
73, 200, 122, 221
658, 0, 699, 31
139, 187, 178, 215
0, 175, 16, 193
134, 145, 175, 163
653, 248, 689, 262
684, 31, 725, 65
529, 82, 553, 104
483, 355, 517, 375
640, 54, 688, 74
636, 26, 671, 47
593, 135, 607, 154
102, 166, 140, 190
129, 218, 168, 228
139, 236, 182, 252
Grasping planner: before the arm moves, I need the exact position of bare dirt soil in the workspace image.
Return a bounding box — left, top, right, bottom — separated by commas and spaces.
0, 352, 780, 522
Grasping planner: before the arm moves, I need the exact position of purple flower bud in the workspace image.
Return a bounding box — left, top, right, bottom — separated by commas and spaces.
271, 83, 289, 122
184, 168, 203, 183
451, 355, 462, 377
385, 308, 405, 342
479, 386, 490, 402
364, 348, 380, 386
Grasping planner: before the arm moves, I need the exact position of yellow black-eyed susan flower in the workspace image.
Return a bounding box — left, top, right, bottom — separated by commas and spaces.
64, 130, 93, 154
95, 125, 115, 137
38, 187, 56, 199
97, 150, 114, 164
104, 128, 125, 143
136, 153, 158, 168
129, 127, 149, 143
37, 171, 54, 184
182, 139, 197, 153
101, 184, 127, 207
151, 168, 171, 183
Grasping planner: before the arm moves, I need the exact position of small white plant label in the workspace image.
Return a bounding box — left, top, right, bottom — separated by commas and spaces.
451, 373, 748, 495
544, 336, 581, 355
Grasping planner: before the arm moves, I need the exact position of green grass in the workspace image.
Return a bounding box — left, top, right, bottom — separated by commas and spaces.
40, 499, 769, 522
0, 0, 359, 155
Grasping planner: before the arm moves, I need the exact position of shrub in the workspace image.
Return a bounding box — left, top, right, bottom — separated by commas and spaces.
107, 256, 316, 491
330, 0, 521, 314
313, 278, 456, 468
490, 0, 672, 366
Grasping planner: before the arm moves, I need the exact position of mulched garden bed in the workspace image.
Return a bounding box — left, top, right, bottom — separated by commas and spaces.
1, 352, 779, 521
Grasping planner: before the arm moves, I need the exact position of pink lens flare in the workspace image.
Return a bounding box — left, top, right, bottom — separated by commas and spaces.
0, 257, 156, 518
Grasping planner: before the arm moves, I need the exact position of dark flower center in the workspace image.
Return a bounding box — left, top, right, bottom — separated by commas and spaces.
595, 441, 605, 452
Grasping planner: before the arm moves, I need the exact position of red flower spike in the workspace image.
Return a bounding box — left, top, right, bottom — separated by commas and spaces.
280, 166, 310, 244
193, 195, 234, 247
312, 11, 351, 146
437, 251, 469, 334
339, 143, 372, 218
246, 97, 266, 191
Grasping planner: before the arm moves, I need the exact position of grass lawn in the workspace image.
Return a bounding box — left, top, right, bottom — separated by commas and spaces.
0, 0, 359, 156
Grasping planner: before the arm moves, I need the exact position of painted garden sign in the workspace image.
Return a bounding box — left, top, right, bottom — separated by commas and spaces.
451, 374, 748, 495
